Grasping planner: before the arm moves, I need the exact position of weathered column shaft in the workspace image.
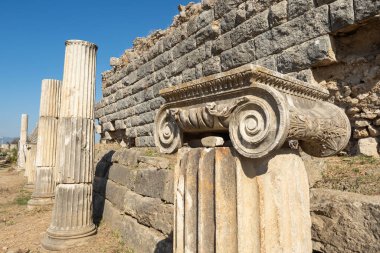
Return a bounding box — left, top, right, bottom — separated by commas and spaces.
28, 79, 61, 208
17, 114, 28, 170
42, 40, 97, 251
25, 144, 37, 186
174, 147, 312, 253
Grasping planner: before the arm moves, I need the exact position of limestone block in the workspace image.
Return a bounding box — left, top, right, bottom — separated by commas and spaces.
108, 164, 137, 190
269, 1, 287, 28
310, 189, 380, 253
329, 0, 355, 32
138, 156, 170, 169
357, 137, 379, 157
55, 118, 94, 183
220, 41, 255, 71
354, 0, 380, 22
287, 0, 314, 19
173, 147, 312, 253
277, 35, 336, 73
103, 200, 172, 253
230, 10, 269, 47
255, 6, 330, 59
212, 33, 232, 54
134, 168, 174, 204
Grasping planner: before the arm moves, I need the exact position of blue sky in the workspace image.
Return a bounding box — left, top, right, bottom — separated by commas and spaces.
0, 0, 191, 138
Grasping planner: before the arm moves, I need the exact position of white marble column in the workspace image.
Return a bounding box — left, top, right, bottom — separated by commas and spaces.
42, 40, 97, 251
174, 147, 312, 253
24, 125, 38, 188
17, 114, 28, 170
28, 80, 61, 208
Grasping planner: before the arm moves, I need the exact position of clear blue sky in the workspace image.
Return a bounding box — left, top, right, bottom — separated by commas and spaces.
0, 0, 192, 138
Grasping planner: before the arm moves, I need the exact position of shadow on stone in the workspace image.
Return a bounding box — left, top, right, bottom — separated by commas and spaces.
93, 150, 115, 226
154, 231, 173, 253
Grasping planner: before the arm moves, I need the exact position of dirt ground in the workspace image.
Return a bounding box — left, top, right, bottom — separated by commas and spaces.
0, 166, 132, 253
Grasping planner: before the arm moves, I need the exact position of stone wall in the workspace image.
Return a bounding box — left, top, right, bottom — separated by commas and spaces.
94, 0, 380, 152
93, 146, 175, 253
94, 145, 380, 253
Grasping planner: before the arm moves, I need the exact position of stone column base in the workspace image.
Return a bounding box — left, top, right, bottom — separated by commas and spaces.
41, 183, 97, 250
174, 147, 312, 253
41, 227, 96, 251
27, 197, 54, 210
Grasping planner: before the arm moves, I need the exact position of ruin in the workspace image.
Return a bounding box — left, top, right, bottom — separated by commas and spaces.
24, 126, 38, 189
42, 40, 98, 250
155, 64, 351, 252
17, 114, 28, 170
6, 0, 379, 252
91, 1, 380, 252
28, 79, 62, 208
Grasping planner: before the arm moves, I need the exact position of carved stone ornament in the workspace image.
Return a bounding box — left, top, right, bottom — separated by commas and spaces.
154, 64, 351, 158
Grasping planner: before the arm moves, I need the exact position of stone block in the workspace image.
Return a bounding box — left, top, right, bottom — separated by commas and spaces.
354, 0, 380, 22
138, 156, 170, 169
269, 1, 288, 27
153, 51, 173, 71
220, 41, 255, 71
310, 188, 380, 253
111, 149, 142, 167
106, 180, 127, 211
356, 137, 379, 157
202, 57, 221, 76
221, 9, 237, 33
230, 10, 269, 47
253, 56, 278, 71
108, 163, 137, 190
123, 190, 173, 235
103, 200, 172, 253
186, 46, 207, 69
182, 68, 197, 82
197, 9, 215, 30
195, 22, 221, 46
255, 6, 330, 59
134, 168, 174, 204
277, 35, 336, 73
172, 37, 197, 59
135, 136, 155, 147
212, 32, 232, 54
287, 0, 314, 19
330, 0, 355, 32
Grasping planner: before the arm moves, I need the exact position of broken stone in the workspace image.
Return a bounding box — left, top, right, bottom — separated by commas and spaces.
353, 128, 369, 139
354, 119, 370, 127
356, 137, 379, 157
368, 125, 380, 137
201, 136, 224, 147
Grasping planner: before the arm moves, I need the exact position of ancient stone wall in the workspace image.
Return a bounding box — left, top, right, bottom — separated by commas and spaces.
93, 147, 174, 253
95, 0, 380, 151
93, 146, 380, 253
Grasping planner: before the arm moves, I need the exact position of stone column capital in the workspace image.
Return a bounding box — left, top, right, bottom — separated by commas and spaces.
154, 64, 351, 158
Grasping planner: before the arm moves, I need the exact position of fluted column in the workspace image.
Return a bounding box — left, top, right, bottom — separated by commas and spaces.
28, 79, 61, 209
174, 147, 312, 253
17, 114, 28, 170
42, 40, 97, 251
24, 143, 37, 189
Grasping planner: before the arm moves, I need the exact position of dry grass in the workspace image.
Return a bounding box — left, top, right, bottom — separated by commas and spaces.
316, 155, 380, 195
